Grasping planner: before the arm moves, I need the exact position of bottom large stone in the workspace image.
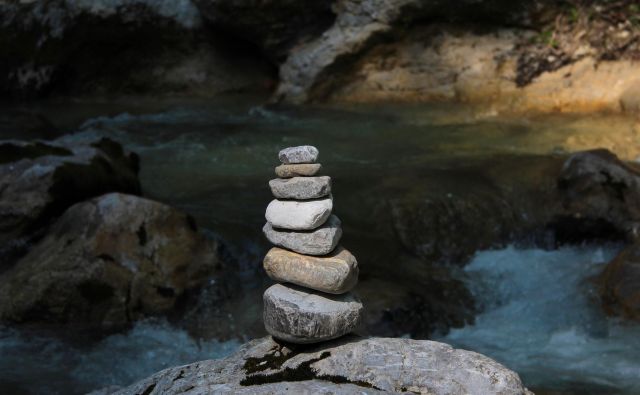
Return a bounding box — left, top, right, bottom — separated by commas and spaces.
263, 284, 362, 344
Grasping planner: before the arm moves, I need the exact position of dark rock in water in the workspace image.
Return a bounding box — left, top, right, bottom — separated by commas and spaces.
600, 243, 640, 322
105, 335, 530, 395
0, 137, 140, 262
0, 193, 220, 327
556, 149, 640, 242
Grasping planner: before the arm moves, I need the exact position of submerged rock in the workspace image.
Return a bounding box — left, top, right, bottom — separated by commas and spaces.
0, 137, 140, 261
269, 176, 331, 200
556, 149, 640, 241
275, 163, 322, 178
600, 243, 640, 322
0, 193, 220, 327
263, 246, 357, 294
109, 335, 530, 394
263, 215, 342, 255
263, 284, 362, 344
266, 196, 333, 230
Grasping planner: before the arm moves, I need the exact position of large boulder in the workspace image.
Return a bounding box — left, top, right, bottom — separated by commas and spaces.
0, 137, 140, 261
556, 149, 640, 242
0, 193, 221, 327
600, 243, 640, 322
106, 336, 530, 394
0, 0, 273, 98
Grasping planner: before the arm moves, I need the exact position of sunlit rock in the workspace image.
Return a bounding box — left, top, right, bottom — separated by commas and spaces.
265, 196, 332, 230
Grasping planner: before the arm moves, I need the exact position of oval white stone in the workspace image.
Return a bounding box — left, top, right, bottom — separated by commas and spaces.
265, 196, 332, 230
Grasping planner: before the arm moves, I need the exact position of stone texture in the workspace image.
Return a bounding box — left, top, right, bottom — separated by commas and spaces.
265, 196, 332, 230
110, 335, 530, 395
600, 242, 640, 322
557, 149, 640, 240
269, 176, 331, 200
278, 145, 319, 164
0, 137, 140, 261
0, 193, 220, 327
263, 246, 357, 294
263, 214, 342, 255
263, 284, 362, 344
275, 163, 322, 178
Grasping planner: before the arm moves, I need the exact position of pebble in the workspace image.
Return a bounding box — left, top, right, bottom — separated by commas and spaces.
269, 176, 331, 200
265, 196, 332, 230
263, 215, 342, 255
263, 245, 358, 294
275, 163, 322, 178
263, 284, 362, 344
278, 146, 319, 164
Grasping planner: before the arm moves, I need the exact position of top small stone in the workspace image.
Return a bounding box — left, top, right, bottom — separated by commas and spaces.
279, 145, 319, 164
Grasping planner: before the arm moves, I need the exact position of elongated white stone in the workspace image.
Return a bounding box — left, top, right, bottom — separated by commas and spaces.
265, 196, 332, 230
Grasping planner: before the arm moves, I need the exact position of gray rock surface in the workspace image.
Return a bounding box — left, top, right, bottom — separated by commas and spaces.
263, 215, 342, 255
0, 137, 140, 260
263, 246, 358, 294
278, 145, 319, 164
265, 196, 332, 230
263, 284, 362, 343
110, 335, 530, 395
0, 193, 220, 327
269, 176, 331, 200
275, 163, 322, 178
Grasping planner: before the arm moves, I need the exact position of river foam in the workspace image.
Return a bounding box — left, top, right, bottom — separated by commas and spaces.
440, 245, 640, 394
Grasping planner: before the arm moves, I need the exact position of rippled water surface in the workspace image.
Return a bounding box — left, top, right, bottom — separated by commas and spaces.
1, 97, 640, 394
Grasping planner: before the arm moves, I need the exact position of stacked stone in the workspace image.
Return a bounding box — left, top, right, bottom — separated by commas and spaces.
262, 145, 363, 344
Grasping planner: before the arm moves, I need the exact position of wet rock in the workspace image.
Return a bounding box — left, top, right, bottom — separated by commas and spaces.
0, 193, 220, 327
600, 243, 640, 322
0, 137, 140, 261
263, 215, 342, 256
111, 335, 529, 395
269, 176, 331, 200
557, 149, 640, 241
263, 284, 362, 344
278, 145, 319, 164
263, 246, 357, 294
275, 163, 322, 178
265, 196, 332, 230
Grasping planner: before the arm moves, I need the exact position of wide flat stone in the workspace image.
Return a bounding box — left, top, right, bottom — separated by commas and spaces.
263, 246, 357, 294
265, 196, 332, 230
278, 145, 319, 164
263, 284, 362, 344
269, 176, 331, 200
263, 214, 342, 255
275, 163, 321, 178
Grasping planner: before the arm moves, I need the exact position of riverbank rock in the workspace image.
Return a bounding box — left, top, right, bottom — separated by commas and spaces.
269, 176, 331, 200
600, 243, 640, 322
263, 215, 342, 255
109, 335, 530, 395
263, 284, 362, 344
556, 149, 640, 242
266, 197, 333, 230
0, 137, 140, 261
275, 163, 322, 178
0, 193, 220, 327
263, 246, 358, 294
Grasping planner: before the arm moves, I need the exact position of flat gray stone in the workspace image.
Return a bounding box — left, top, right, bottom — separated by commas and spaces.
263, 214, 341, 255
265, 196, 332, 230
278, 145, 319, 164
275, 163, 321, 178
269, 176, 331, 200
263, 246, 357, 294
263, 284, 362, 344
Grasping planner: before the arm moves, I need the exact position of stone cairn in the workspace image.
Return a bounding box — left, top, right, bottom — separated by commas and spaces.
262, 145, 363, 344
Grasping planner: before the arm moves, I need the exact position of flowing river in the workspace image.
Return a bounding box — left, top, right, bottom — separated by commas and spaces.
1, 97, 639, 394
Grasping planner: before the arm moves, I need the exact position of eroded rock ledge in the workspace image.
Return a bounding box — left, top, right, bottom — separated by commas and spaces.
103, 336, 531, 395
